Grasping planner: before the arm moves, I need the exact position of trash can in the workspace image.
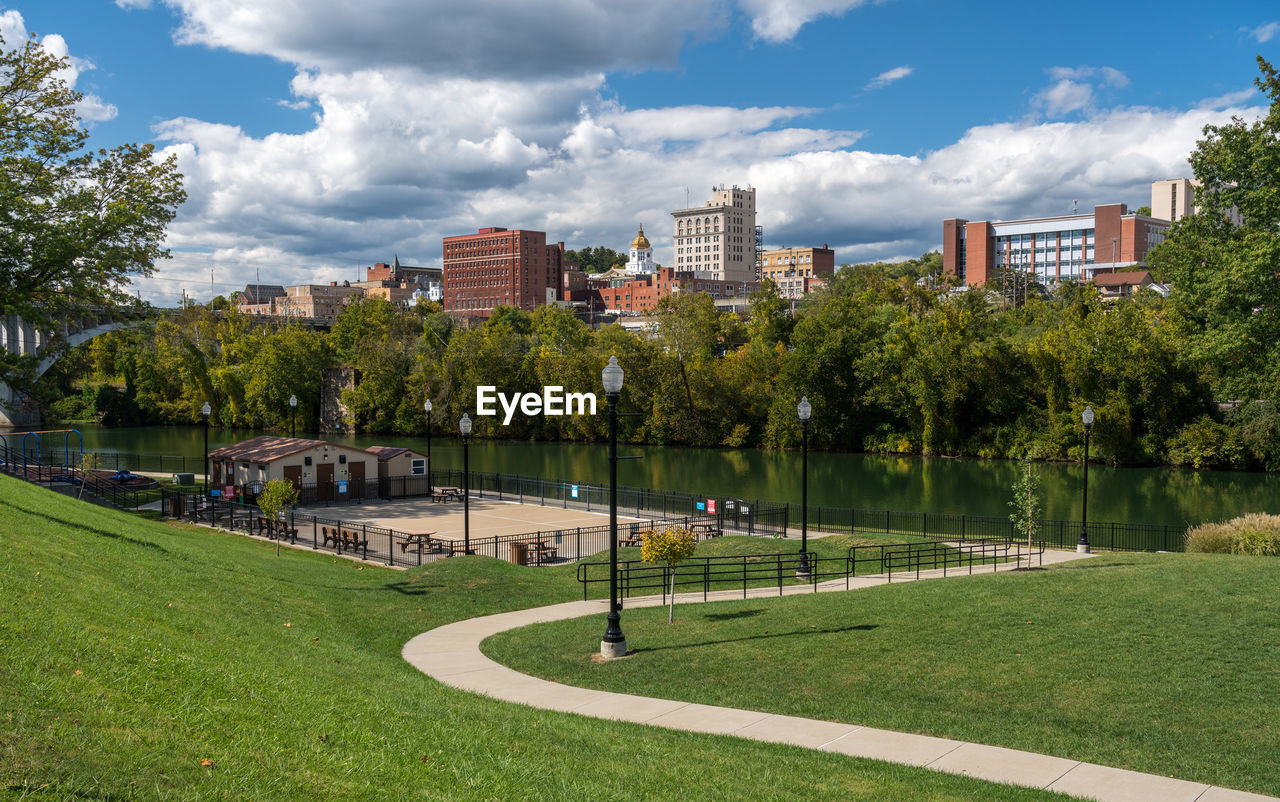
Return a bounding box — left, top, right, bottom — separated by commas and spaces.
174, 472, 195, 486
510, 542, 529, 566
168, 494, 185, 518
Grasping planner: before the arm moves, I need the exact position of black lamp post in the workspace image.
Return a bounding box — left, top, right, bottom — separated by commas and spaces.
424, 398, 433, 495
600, 356, 627, 659
797, 395, 812, 578
201, 401, 211, 495
1079, 405, 1094, 553
460, 412, 472, 555
289, 394, 298, 438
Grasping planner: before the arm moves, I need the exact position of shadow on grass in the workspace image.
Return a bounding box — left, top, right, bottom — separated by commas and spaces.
634, 623, 878, 654
0, 498, 170, 555
703, 609, 767, 621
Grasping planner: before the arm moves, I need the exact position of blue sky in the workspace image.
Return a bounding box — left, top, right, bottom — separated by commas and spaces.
5, 1, 1278, 303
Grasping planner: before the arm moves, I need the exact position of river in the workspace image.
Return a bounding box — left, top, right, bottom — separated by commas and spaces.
9, 423, 1277, 527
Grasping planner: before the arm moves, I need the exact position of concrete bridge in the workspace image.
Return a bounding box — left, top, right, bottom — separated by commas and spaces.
1, 306, 331, 427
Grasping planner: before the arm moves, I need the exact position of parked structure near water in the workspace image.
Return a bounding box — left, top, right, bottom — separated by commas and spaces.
206, 435, 426, 501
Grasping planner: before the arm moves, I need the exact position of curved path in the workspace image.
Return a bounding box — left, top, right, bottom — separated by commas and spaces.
403, 554, 1275, 802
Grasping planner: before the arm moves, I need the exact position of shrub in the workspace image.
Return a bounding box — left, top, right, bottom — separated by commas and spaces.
1184, 521, 1234, 553
1166, 416, 1247, 470
1185, 513, 1280, 555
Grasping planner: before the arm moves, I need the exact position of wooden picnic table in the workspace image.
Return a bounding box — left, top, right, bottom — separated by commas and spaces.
432, 486, 465, 503
690, 521, 723, 539
400, 531, 444, 554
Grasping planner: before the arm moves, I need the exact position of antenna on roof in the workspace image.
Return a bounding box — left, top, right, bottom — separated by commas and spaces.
1072, 199, 1078, 214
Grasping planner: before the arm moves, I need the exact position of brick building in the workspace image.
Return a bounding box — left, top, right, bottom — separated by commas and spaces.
759, 245, 836, 299
942, 203, 1169, 287
587, 268, 757, 315
442, 227, 565, 317
354, 256, 443, 307
274, 282, 365, 321
237, 284, 285, 316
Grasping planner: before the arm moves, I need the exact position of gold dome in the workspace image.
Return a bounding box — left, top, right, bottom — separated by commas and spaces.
630, 225, 651, 250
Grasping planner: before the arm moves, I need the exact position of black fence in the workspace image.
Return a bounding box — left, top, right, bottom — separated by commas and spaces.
0, 447, 199, 475
791, 505, 1185, 553
160, 489, 700, 569
269, 469, 790, 538
2, 444, 1191, 553
576, 537, 1044, 602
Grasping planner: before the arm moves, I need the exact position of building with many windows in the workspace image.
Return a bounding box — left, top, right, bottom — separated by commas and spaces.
759, 245, 835, 299
624, 225, 657, 274
672, 185, 757, 283
942, 203, 1169, 287
441, 227, 565, 318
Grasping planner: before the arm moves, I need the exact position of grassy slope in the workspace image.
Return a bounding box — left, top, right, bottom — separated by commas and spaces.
487, 551, 1280, 797
0, 475, 1067, 801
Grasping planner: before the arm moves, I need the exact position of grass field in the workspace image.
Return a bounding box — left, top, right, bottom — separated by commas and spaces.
0, 474, 1071, 800
485, 551, 1280, 797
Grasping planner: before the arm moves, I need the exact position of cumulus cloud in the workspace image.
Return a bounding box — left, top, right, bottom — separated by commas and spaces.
1034, 66, 1128, 117
134, 0, 725, 79
1246, 21, 1279, 43
737, 0, 873, 42
864, 65, 911, 90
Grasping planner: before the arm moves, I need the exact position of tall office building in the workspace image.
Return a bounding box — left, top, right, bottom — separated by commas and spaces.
442, 227, 564, 317
1151, 178, 1196, 222
672, 185, 757, 283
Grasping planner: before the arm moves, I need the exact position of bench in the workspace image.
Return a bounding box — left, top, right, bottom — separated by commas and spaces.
340, 528, 368, 552
321, 525, 340, 549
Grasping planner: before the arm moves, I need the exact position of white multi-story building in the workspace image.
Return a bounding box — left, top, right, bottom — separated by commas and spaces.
1151, 178, 1196, 222
672, 185, 757, 283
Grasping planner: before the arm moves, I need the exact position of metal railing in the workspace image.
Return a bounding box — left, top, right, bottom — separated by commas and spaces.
3, 444, 1191, 552
576, 537, 1042, 602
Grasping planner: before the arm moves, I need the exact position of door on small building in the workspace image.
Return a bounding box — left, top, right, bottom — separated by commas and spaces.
283, 465, 302, 491
212, 461, 222, 487
317, 463, 334, 501
347, 460, 365, 499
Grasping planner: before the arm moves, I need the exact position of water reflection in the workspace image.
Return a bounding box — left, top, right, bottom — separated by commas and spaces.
26, 423, 1280, 527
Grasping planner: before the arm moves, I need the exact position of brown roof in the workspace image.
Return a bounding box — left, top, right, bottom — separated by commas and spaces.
208, 436, 330, 463
1093, 270, 1152, 286
366, 446, 409, 461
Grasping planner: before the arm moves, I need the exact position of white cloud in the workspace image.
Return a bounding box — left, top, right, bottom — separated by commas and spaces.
1034, 66, 1128, 118
864, 65, 911, 90
1196, 87, 1257, 109
115, 0, 154, 8
1246, 21, 1279, 42
144, 0, 726, 78
737, 0, 872, 42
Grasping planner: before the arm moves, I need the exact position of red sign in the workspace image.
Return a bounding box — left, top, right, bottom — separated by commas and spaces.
707, 499, 716, 514
224, 485, 235, 498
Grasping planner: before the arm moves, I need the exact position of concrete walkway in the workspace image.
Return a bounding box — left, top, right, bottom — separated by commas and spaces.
402, 551, 1276, 802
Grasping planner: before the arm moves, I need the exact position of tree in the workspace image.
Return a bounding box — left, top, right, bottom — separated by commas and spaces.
1147, 56, 1280, 401
1008, 457, 1043, 567
0, 34, 186, 333
640, 526, 698, 623
256, 478, 300, 557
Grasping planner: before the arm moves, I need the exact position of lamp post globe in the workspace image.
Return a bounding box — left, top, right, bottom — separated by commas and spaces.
796, 396, 812, 578
600, 356, 627, 659
459, 413, 472, 555
1078, 405, 1094, 553
201, 402, 212, 495
288, 394, 298, 438
424, 398, 433, 494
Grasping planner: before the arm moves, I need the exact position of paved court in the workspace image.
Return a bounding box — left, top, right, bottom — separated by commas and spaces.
303, 495, 650, 542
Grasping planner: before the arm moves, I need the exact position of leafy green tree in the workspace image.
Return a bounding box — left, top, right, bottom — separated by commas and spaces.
1008, 457, 1043, 566
746, 279, 794, 350
640, 526, 698, 623
565, 246, 626, 274
0, 33, 185, 335
1147, 56, 1280, 401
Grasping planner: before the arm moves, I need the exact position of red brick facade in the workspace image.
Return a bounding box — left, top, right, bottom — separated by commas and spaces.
442, 228, 564, 318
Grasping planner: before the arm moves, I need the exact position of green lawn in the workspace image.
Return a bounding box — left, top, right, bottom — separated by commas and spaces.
485, 550, 1280, 797
0, 475, 1069, 800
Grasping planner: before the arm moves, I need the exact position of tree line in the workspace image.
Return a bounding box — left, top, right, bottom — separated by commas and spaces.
30, 56, 1280, 473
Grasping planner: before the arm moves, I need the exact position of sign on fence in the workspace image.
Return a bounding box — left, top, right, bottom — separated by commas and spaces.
338, 481, 348, 494
570, 484, 579, 499
707, 499, 717, 514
